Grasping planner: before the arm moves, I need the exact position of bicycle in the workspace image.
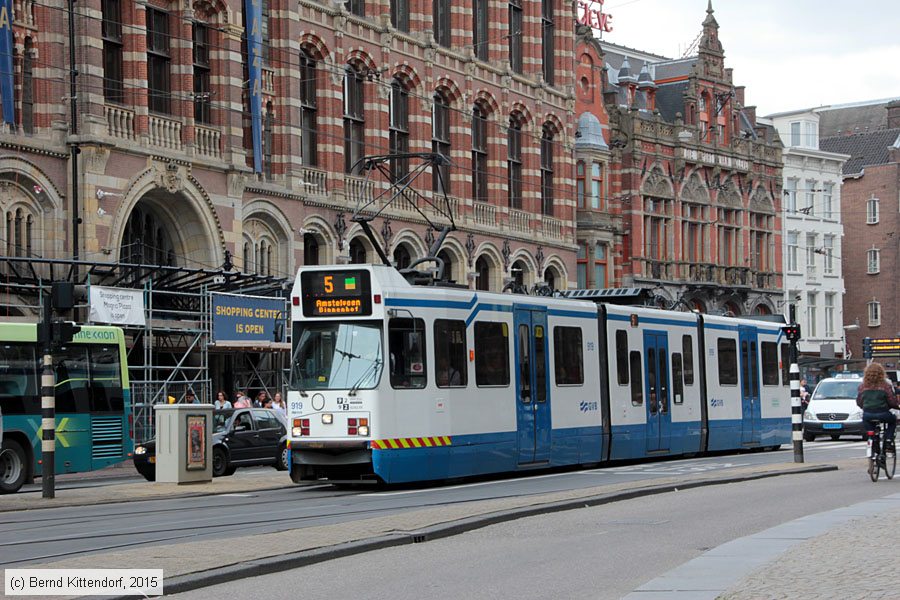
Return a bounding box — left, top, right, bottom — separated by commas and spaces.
866, 419, 896, 482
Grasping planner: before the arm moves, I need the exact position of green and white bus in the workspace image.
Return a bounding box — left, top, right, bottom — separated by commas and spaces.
0, 323, 132, 493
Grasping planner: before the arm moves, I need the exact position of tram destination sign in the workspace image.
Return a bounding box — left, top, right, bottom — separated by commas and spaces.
863, 337, 900, 359
301, 270, 373, 317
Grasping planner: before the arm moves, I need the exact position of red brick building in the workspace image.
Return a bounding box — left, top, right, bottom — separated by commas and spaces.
1, 0, 577, 297
573, 4, 784, 315
821, 100, 900, 359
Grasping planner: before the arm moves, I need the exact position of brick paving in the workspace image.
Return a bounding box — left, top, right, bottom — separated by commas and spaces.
720, 504, 900, 600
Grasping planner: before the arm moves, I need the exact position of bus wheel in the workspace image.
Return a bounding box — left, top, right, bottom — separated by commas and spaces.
0, 439, 27, 494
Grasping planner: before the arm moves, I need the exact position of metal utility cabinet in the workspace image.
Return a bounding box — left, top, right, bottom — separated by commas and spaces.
155, 404, 213, 483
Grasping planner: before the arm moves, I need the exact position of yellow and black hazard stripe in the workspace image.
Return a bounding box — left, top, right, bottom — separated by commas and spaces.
371, 437, 451, 450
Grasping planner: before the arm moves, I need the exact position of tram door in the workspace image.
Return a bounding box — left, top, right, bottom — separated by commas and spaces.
644, 331, 671, 453
514, 307, 551, 464
739, 328, 761, 444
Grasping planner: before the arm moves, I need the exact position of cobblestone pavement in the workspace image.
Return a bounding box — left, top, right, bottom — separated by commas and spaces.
720, 497, 900, 600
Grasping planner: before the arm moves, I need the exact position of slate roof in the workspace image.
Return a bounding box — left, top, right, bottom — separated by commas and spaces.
817, 100, 895, 138
820, 128, 900, 175
655, 81, 689, 122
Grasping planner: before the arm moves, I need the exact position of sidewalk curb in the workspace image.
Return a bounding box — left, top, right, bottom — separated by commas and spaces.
100, 463, 837, 599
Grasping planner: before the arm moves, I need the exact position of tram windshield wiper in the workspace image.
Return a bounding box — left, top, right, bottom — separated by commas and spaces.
349, 358, 382, 396
336, 348, 361, 361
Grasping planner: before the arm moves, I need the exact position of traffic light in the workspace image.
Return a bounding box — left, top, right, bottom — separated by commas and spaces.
782, 324, 801, 342
52, 320, 82, 345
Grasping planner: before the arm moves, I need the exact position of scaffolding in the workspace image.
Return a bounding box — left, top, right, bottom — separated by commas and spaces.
0, 256, 291, 443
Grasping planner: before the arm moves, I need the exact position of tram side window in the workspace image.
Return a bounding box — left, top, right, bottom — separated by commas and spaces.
760, 342, 779, 386
717, 338, 738, 385
389, 318, 427, 389
55, 345, 91, 413
682, 335, 694, 385
434, 319, 467, 388
629, 350, 642, 405
0, 344, 39, 414
616, 330, 629, 385
89, 346, 124, 412
534, 325, 547, 402
671, 353, 684, 404
475, 321, 509, 387
780, 343, 790, 386
553, 326, 584, 385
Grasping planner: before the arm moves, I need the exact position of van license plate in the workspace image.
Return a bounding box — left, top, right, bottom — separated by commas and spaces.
823, 423, 843, 430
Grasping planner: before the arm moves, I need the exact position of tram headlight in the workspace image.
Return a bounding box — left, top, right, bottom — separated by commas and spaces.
292, 427, 303, 437
358, 425, 369, 437
322, 413, 333, 425
134, 446, 147, 455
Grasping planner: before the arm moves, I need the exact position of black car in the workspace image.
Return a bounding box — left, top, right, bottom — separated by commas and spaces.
134, 408, 289, 481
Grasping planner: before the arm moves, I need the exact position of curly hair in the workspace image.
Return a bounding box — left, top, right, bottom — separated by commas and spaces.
864, 362, 887, 388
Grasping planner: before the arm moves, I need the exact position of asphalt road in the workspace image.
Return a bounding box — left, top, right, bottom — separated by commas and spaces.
169, 465, 893, 600
0, 439, 866, 568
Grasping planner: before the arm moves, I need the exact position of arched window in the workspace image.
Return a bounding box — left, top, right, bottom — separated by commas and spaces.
303, 233, 319, 265
299, 49, 318, 166
432, 92, 451, 195
475, 256, 490, 291
508, 115, 522, 209
5, 211, 12, 256
13, 208, 23, 257
343, 64, 365, 173
25, 214, 33, 257
472, 103, 489, 203
541, 124, 555, 215
349, 238, 367, 264
543, 268, 556, 290
437, 249, 453, 281
512, 259, 526, 289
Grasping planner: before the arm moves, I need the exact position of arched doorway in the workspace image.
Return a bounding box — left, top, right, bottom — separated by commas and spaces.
475, 256, 491, 291
393, 243, 412, 269
437, 249, 453, 281
303, 233, 320, 265
349, 238, 367, 264
724, 301, 742, 316
511, 259, 527, 291
121, 204, 176, 266
543, 267, 558, 291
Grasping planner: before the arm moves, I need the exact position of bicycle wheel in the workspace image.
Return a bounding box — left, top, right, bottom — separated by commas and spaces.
869, 457, 880, 482
885, 449, 897, 480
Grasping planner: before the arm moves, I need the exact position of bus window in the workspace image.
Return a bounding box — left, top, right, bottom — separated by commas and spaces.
682, 335, 694, 385
761, 342, 779, 386
89, 346, 124, 412
434, 319, 467, 388
0, 344, 39, 414
389, 318, 426, 389
475, 322, 509, 386
717, 338, 738, 385
616, 330, 629, 385
553, 326, 584, 385
55, 345, 90, 413
629, 350, 642, 405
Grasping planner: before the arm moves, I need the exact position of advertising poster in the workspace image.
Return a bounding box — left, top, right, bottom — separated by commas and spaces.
211, 292, 285, 343
186, 414, 206, 471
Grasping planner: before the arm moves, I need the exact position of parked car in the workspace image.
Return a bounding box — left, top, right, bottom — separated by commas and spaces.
803, 375, 864, 441
134, 408, 289, 481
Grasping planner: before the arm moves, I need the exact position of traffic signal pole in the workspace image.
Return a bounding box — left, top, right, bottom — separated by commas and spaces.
785, 305, 803, 463
40, 292, 56, 499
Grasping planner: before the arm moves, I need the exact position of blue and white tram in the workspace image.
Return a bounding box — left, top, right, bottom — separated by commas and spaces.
286, 264, 791, 484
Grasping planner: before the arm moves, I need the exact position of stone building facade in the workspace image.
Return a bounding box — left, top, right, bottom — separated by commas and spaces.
573, 3, 784, 315
1, 0, 577, 300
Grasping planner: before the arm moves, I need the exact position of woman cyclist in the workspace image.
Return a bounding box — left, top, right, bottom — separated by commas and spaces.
857, 363, 899, 467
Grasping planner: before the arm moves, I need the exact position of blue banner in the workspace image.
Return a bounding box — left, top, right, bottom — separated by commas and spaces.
211, 293, 285, 343
245, 0, 263, 173
0, 0, 14, 125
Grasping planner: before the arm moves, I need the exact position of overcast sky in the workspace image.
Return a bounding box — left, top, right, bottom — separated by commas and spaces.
595, 0, 900, 116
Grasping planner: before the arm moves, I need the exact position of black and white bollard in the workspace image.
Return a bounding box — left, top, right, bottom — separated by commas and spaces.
790, 362, 804, 463
41, 353, 55, 498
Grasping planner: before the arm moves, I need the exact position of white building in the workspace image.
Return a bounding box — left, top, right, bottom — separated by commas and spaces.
762, 110, 850, 362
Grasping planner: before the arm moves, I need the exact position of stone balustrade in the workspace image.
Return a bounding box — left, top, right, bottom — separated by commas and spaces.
509, 208, 530, 233
194, 125, 221, 159
300, 167, 328, 197
104, 104, 135, 141
474, 201, 496, 227
148, 114, 183, 151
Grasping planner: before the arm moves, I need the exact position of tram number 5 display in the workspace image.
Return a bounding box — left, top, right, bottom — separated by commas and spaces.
301, 270, 373, 317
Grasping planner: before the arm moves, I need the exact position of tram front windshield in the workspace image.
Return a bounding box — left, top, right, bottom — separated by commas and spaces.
291, 321, 383, 391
